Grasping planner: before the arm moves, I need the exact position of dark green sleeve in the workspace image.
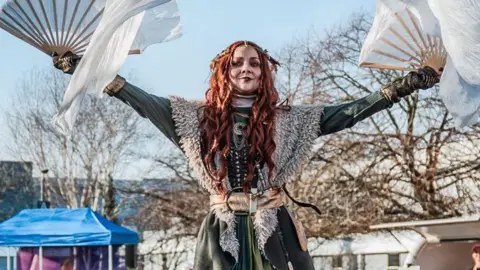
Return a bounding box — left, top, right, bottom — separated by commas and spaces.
320, 91, 393, 135
112, 81, 181, 146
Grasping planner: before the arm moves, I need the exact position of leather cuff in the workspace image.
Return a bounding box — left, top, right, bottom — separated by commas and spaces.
104, 75, 126, 96
380, 75, 416, 103
380, 78, 403, 103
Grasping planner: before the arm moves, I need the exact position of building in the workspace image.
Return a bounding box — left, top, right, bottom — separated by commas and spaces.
308, 230, 421, 269
0, 161, 35, 222
136, 230, 422, 270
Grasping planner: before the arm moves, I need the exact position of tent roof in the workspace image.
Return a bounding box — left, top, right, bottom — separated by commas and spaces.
0, 208, 139, 247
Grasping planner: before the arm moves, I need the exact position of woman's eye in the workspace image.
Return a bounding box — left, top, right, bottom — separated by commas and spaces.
231, 61, 242, 67
251, 61, 260, 67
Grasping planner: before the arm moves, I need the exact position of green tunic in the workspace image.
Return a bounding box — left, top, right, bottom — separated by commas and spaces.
112, 82, 393, 269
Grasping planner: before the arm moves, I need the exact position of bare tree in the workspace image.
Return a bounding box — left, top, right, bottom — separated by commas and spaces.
275, 12, 480, 237
120, 149, 209, 235
3, 68, 147, 215
138, 230, 196, 270
103, 173, 118, 222
115, 131, 208, 230
119, 180, 204, 270
117, 143, 208, 268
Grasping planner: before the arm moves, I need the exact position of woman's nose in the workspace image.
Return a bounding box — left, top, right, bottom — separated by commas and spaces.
241, 63, 252, 73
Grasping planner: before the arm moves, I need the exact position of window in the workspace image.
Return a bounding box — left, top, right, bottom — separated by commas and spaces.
0, 256, 15, 270
332, 255, 343, 269
387, 254, 400, 269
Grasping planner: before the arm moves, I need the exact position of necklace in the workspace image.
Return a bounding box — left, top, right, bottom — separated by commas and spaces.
233, 111, 250, 118
233, 122, 246, 149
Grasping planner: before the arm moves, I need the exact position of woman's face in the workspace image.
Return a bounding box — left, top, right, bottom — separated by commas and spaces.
229, 45, 262, 94
473, 248, 480, 264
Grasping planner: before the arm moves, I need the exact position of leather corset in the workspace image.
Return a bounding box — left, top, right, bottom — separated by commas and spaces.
227, 146, 260, 189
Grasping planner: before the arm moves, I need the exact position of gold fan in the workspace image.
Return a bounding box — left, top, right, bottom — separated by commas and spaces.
360, 9, 447, 73
0, 0, 140, 56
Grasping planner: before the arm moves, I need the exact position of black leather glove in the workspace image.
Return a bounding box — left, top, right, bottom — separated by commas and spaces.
52, 51, 81, 74
381, 66, 440, 103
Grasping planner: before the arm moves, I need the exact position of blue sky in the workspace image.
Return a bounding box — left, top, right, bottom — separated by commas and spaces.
0, 0, 375, 165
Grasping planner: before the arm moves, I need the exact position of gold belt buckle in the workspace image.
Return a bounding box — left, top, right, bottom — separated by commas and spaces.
249, 188, 258, 214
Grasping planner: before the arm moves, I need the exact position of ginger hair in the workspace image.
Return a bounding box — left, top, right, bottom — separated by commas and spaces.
199, 40, 281, 195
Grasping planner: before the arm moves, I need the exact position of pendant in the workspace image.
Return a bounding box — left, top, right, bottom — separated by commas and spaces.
233, 122, 246, 135
233, 122, 246, 149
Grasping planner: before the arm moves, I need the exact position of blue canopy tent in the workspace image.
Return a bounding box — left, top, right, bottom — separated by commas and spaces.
0, 208, 139, 270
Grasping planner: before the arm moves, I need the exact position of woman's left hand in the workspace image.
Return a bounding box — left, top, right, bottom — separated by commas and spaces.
380, 66, 441, 103
408, 66, 441, 90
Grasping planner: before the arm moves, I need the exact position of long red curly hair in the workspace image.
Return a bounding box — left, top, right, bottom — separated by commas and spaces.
199, 40, 281, 195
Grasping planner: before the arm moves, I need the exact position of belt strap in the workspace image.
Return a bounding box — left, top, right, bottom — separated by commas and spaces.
210, 188, 285, 214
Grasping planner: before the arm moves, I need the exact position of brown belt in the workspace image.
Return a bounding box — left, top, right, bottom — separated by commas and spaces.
211, 188, 309, 252
210, 188, 285, 214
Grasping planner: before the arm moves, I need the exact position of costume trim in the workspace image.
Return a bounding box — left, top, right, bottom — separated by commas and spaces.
212, 207, 239, 261
253, 208, 280, 253
272, 105, 324, 187
169, 96, 217, 194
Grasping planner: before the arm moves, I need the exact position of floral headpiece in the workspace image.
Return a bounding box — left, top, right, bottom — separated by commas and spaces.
210, 41, 280, 72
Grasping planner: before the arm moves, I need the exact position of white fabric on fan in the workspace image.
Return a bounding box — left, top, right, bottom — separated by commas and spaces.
427, 0, 480, 127
428, 0, 480, 85
439, 56, 480, 128
358, 0, 441, 70
360, 0, 480, 128
358, 0, 396, 66
383, 0, 441, 37
52, 0, 181, 136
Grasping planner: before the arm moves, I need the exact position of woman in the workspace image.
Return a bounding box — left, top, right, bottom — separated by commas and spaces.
54, 40, 440, 270
470, 243, 480, 270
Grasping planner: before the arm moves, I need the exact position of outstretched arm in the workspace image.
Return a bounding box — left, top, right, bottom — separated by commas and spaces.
320, 67, 440, 136
53, 52, 181, 147
104, 76, 180, 146
320, 91, 393, 135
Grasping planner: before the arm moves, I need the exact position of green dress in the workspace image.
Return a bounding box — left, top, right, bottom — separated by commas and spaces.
230, 107, 272, 270
112, 83, 393, 269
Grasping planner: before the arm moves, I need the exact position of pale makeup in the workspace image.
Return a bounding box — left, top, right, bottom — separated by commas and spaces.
473, 249, 480, 266
229, 45, 261, 94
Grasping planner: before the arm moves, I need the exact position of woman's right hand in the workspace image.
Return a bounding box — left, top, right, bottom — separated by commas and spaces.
52, 51, 81, 75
